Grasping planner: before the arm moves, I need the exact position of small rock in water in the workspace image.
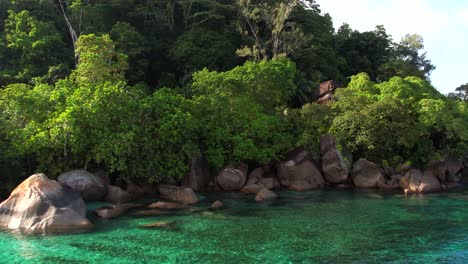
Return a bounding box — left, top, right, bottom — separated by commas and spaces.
209, 200, 224, 210
148, 201, 187, 210
366, 194, 384, 199
140, 220, 176, 229
95, 203, 145, 219
255, 188, 278, 202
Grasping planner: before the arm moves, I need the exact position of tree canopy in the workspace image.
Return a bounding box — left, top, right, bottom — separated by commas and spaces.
0, 0, 465, 188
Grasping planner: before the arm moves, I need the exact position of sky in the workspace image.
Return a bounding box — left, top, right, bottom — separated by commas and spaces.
315, 0, 468, 94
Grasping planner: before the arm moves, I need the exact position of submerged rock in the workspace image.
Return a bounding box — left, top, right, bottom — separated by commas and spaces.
140, 221, 176, 229
148, 201, 187, 210
216, 163, 248, 191
158, 185, 198, 204
0, 173, 93, 233
209, 200, 224, 210
351, 159, 385, 188
400, 169, 441, 193
95, 203, 144, 219
255, 188, 278, 202
58, 170, 107, 201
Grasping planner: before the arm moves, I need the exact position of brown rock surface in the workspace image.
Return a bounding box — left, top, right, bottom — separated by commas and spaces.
277, 157, 324, 191
400, 169, 441, 193
0, 173, 93, 233
105, 185, 132, 204
159, 185, 198, 204
351, 159, 385, 188
209, 200, 224, 210
95, 203, 143, 219
246, 168, 264, 185
255, 188, 278, 202
182, 155, 212, 192
320, 134, 349, 184
216, 163, 248, 191
148, 201, 187, 210
241, 184, 265, 194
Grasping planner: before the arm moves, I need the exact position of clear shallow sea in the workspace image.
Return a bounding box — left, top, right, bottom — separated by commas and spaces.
1, 188, 468, 264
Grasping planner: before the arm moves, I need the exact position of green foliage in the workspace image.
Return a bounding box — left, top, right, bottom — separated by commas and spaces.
190, 58, 296, 168
449, 83, 468, 102
192, 58, 297, 110
192, 94, 292, 169
285, 103, 333, 156
237, 0, 305, 60
0, 0, 466, 188
110, 22, 149, 84
124, 88, 198, 182
335, 25, 393, 81
73, 34, 128, 85
331, 73, 468, 166
1, 10, 65, 83
170, 29, 237, 73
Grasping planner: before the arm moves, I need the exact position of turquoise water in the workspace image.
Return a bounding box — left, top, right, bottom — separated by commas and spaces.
2, 188, 468, 263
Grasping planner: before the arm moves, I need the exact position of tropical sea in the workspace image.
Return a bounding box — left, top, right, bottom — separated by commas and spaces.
1, 188, 468, 263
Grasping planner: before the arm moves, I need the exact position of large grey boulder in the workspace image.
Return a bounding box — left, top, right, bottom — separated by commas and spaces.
320, 135, 349, 184
216, 163, 248, 191
0, 173, 93, 233
158, 184, 198, 204
400, 169, 441, 193
58, 170, 107, 201
351, 159, 385, 188
182, 155, 212, 192
277, 148, 324, 191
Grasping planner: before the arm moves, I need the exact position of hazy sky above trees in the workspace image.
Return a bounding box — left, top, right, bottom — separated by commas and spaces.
316, 0, 468, 94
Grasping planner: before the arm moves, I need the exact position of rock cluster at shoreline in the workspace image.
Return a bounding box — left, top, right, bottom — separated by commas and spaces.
0, 135, 466, 234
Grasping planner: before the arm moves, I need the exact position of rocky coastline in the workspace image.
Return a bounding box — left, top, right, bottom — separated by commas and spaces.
0, 135, 466, 234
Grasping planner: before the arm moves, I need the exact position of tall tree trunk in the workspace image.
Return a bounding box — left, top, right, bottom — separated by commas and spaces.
53, 0, 79, 67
